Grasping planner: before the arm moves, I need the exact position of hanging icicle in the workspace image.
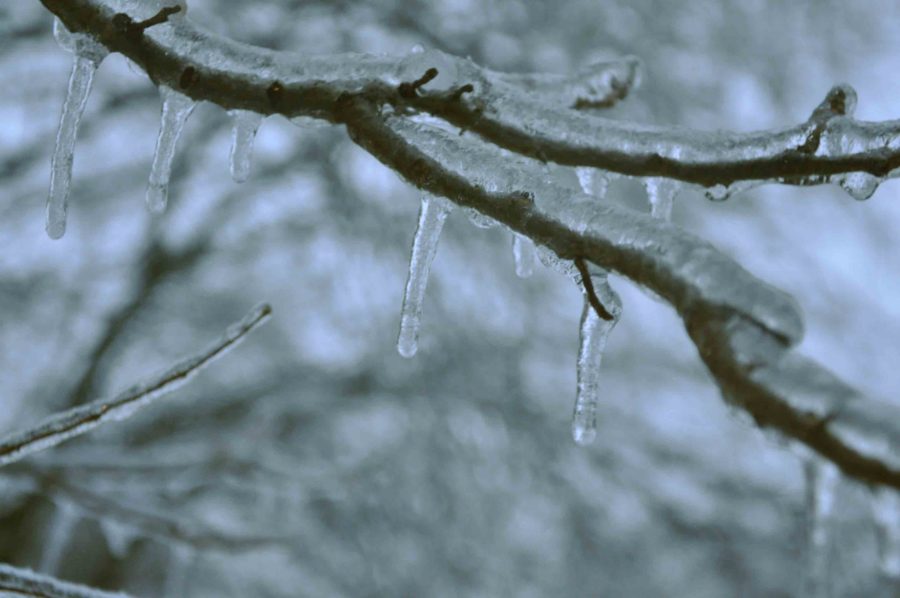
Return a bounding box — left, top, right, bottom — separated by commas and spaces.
512, 234, 536, 278
571, 268, 621, 446
228, 110, 262, 183
802, 455, 839, 597
46, 19, 108, 239
397, 194, 453, 358
643, 177, 678, 221
146, 85, 196, 213
870, 487, 900, 580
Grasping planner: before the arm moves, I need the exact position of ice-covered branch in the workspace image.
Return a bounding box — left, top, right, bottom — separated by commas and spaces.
0, 562, 129, 598
42, 0, 900, 195
0, 304, 271, 467
337, 99, 900, 490
36, 0, 900, 491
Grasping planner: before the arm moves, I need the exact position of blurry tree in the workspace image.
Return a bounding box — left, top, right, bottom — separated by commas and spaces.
1, 0, 900, 596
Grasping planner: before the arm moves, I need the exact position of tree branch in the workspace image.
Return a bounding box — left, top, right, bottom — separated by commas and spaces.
0, 304, 271, 467
36, 1, 900, 490
42, 0, 900, 188
0, 562, 129, 598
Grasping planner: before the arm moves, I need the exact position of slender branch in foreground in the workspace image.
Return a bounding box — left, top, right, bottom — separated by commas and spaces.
574, 257, 614, 321
0, 562, 129, 598
0, 304, 271, 468
42, 0, 900, 189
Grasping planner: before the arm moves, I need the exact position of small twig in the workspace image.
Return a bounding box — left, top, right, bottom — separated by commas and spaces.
398, 67, 438, 98
574, 258, 614, 321
134, 5, 182, 31
0, 304, 272, 468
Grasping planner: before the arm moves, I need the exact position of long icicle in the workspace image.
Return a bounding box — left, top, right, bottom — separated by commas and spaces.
803, 455, 839, 598
512, 234, 536, 278
571, 269, 621, 445
46, 19, 107, 239
146, 86, 196, 213
397, 194, 452, 358
870, 487, 900, 581
228, 110, 262, 183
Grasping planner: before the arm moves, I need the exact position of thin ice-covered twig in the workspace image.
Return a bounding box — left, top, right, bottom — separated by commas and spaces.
0, 304, 271, 468
0, 562, 130, 598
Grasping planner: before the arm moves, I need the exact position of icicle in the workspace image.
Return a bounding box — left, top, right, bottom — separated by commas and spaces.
465, 207, 498, 229
643, 177, 677, 221
575, 167, 609, 198
802, 456, 839, 597
40, 501, 78, 574
46, 19, 107, 239
870, 487, 900, 580
146, 86, 195, 213
512, 234, 536, 278
571, 270, 621, 446
397, 194, 453, 358
227, 110, 261, 183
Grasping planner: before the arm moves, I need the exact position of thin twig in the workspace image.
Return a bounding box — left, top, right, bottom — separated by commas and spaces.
0, 304, 271, 468
574, 257, 614, 321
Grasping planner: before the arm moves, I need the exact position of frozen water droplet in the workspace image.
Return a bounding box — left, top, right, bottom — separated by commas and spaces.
53, 18, 76, 53
512, 234, 535, 278
46, 55, 100, 239
398, 194, 453, 358
52, 18, 107, 63
146, 85, 195, 213
228, 110, 261, 183
575, 167, 608, 198
410, 44, 425, 55
398, 47, 458, 92
803, 456, 839, 596
466, 207, 498, 229
705, 184, 731, 202
644, 177, 678, 221
870, 487, 900, 580
571, 277, 621, 446
838, 172, 879, 201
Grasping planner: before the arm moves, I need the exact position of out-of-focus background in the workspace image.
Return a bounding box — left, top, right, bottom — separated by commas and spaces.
1, 1, 899, 596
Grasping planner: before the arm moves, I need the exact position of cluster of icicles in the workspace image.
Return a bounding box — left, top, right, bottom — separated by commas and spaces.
46, 19, 899, 585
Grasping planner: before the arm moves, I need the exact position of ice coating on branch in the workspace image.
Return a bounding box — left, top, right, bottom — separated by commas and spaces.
289, 115, 329, 129
397, 194, 453, 358
571, 270, 622, 446
802, 456, 839, 596
228, 110, 262, 183
643, 177, 678, 220
146, 86, 196, 213
870, 488, 900, 579
466, 207, 498, 229
397, 46, 458, 92
46, 20, 108, 239
575, 167, 608, 198
512, 234, 536, 278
